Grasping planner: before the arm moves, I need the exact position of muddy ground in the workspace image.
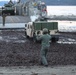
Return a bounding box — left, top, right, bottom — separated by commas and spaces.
0, 30, 76, 67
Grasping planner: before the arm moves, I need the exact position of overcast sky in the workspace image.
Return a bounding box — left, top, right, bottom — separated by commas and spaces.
0, 0, 18, 1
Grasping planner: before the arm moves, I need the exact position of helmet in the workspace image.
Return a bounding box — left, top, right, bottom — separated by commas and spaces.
43, 28, 48, 33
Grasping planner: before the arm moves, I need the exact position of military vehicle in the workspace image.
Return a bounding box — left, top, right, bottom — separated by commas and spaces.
2, 0, 15, 15
25, 20, 59, 43
25, 0, 59, 43
2, 7, 15, 15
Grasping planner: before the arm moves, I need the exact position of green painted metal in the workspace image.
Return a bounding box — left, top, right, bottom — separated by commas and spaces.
42, 22, 48, 29
33, 22, 41, 30
33, 21, 58, 30
47, 22, 54, 30
53, 22, 58, 29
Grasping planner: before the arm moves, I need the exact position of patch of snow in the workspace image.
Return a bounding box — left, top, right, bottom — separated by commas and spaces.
0, 36, 3, 40
14, 40, 26, 43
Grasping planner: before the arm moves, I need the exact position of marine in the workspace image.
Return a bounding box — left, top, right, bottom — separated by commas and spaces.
2, 14, 6, 26
36, 28, 51, 66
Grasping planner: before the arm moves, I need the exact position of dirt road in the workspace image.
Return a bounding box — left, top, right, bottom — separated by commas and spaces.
0, 30, 76, 67
0, 30, 76, 75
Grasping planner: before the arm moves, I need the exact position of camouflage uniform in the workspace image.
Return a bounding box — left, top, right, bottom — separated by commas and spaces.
37, 28, 51, 66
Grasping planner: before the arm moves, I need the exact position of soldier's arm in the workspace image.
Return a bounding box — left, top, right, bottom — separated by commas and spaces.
36, 31, 42, 40
36, 35, 42, 41
50, 35, 51, 40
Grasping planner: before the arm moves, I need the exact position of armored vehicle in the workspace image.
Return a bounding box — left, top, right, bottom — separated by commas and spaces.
2, 0, 15, 15
2, 7, 15, 15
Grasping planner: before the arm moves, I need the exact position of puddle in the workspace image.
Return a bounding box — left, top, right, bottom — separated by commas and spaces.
0, 36, 26, 43
57, 41, 76, 44
57, 37, 76, 44
3, 36, 18, 40
0, 35, 76, 44
14, 40, 26, 43
68, 38, 75, 42
0, 36, 3, 40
